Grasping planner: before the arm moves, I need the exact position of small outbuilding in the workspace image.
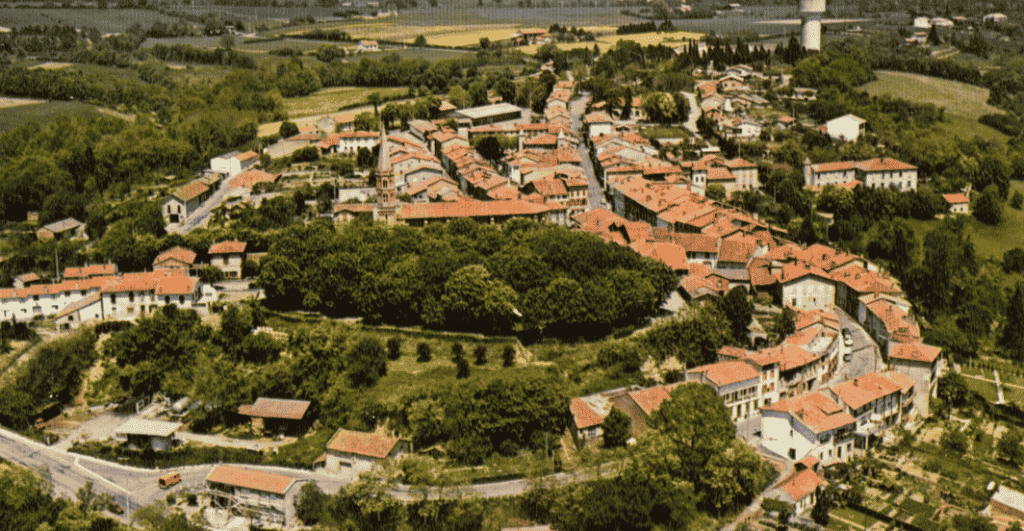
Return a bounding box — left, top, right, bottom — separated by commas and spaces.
321, 428, 410, 479
237, 398, 311, 435
115, 418, 183, 451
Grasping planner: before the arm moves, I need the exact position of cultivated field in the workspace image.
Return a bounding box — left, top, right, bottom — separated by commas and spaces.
280, 86, 408, 120
521, 29, 704, 54
862, 70, 1009, 142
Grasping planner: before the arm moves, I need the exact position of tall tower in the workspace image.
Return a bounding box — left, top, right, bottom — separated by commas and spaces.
800, 0, 826, 51
373, 125, 398, 223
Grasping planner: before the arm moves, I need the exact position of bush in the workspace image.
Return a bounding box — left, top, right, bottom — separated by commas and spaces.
416, 342, 431, 362
1005, 248, 1024, 273
502, 345, 515, 367
186, 493, 197, 506
92, 320, 133, 335
165, 492, 176, 505
198, 265, 225, 284
1011, 191, 1024, 210
473, 344, 487, 365
386, 337, 402, 360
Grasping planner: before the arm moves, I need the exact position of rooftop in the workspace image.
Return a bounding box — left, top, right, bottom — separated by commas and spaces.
206, 465, 299, 495
762, 391, 855, 434
115, 418, 182, 438
831, 372, 903, 411
688, 360, 759, 387
209, 241, 247, 255
238, 398, 311, 420
326, 429, 402, 459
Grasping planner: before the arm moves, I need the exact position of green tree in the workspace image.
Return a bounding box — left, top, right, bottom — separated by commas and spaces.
440, 265, 518, 333
719, 286, 753, 346
973, 188, 1003, 225
601, 407, 631, 448
471, 135, 504, 162
416, 342, 432, 362
279, 121, 299, 138
198, 265, 225, 284
647, 383, 735, 490
366, 91, 385, 116
867, 218, 918, 276
641, 92, 679, 124
706, 183, 726, 201
767, 307, 796, 345
386, 337, 402, 360
502, 345, 515, 367
793, 215, 819, 245
473, 344, 487, 365
413, 35, 427, 46
1006, 248, 1024, 273
294, 481, 327, 525
455, 356, 470, 379
940, 425, 970, 453
347, 336, 387, 388
1001, 283, 1024, 361
998, 428, 1024, 466
811, 485, 836, 526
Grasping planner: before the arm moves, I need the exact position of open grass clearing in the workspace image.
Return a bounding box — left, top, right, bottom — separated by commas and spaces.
962, 375, 998, 403
267, 87, 408, 132
862, 71, 1008, 143
0, 101, 127, 132
29, 61, 73, 70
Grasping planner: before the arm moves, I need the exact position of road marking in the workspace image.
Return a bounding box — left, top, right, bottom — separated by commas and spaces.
75, 456, 128, 495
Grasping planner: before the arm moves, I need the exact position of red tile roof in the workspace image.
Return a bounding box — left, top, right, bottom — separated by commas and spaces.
326, 429, 402, 459
776, 263, 832, 284
570, 397, 607, 429
584, 111, 613, 124
174, 180, 210, 202
884, 371, 916, 393
153, 247, 196, 267
401, 199, 550, 220
155, 276, 197, 296
718, 240, 753, 263
762, 392, 855, 434
63, 264, 116, 279
888, 342, 941, 364
205, 465, 297, 495
776, 468, 826, 502
229, 170, 279, 190
628, 386, 672, 416
831, 372, 902, 410
209, 241, 247, 255
857, 157, 915, 172
689, 360, 759, 387
943, 193, 969, 205
675, 233, 719, 254
239, 398, 311, 420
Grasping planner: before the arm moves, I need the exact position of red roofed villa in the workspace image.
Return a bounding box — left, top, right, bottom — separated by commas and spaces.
322, 428, 410, 479
205, 465, 308, 528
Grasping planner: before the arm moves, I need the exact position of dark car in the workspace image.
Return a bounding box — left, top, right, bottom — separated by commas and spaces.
108, 501, 124, 515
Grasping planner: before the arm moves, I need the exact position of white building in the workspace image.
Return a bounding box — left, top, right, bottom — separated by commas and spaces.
114, 418, 182, 451
887, 342, 941, 417
828, 371, 913, 452
321, 428, 410, 480
761, 391, 856, 463
686, 360, 762, 421
208, 241, 247, 278
584, 112, 614, 139
210, 151, 259, 178
766, 462, 827, 515
775, 263, 836, 311
943, 193, 970, 215
206, 465, 307, 528
824, 114, 866, 142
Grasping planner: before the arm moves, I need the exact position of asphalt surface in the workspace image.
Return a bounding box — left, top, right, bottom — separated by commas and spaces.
680, 91, 700, 134
832, 306, 882, 385
568, 93, 608, 211
168, 180, 234, 235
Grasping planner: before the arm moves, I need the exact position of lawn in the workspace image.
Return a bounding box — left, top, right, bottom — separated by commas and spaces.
862, 71, 1008, 143
961, 375, 998, 403
904, 181, 1024, 265
831, 506, 878, 529
277, 85, 409, 121
0, 101, 124, 132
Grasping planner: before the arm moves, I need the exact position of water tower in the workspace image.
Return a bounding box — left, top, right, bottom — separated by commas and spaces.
800, 0, 826, 51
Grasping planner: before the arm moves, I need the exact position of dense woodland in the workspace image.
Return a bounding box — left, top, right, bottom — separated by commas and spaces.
257, 217, 676, 337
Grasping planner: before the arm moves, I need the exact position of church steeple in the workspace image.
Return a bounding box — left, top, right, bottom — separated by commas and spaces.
374, 124, 398, 223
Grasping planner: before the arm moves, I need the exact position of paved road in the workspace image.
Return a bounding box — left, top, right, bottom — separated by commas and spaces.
832, 306, 882, 385
680, 91, 700, 134
568, 93, 607, 211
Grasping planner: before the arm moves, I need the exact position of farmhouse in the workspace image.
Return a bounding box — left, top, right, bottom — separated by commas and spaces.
208, 241, 247, 278
943, 193, 970, 215
321, 428, 410, 479
36, 218, 87, 241
163, 179, 213, 224
205, 465, 307, 528
115, 418, 182, 451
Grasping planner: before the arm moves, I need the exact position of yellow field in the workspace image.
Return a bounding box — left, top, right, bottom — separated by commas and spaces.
521, 29, 703, 54
281, 86, 409, 118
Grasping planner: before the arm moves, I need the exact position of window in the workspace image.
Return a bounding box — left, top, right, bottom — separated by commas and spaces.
33, 295, 39, 301
128, 292, 134, 303
165, 296, 171, 304
80, 290, 86, 296
179, 296, 185, 305
110, 295, 116, 304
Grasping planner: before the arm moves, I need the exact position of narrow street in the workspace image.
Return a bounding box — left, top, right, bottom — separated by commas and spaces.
831, 306, 883, 386
568, 93, 607, 211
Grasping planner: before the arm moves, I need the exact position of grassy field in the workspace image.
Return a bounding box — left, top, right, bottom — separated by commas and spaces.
0, 7, 177, 33
521, 29, 704, 54
358, 47, 472, 61
0, 101, 124, 132
277, 85, 408, 122
862, 71, 1008, 143
905, 181, 1024, 266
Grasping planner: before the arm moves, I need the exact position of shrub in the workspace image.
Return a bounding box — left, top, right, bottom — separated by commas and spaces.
166, 492, 176, 505
386, 337, 402, 360
186, 493, 197, 505
416, 342, 431, 362
502, 345, 515, 367
473, 344, 487, 365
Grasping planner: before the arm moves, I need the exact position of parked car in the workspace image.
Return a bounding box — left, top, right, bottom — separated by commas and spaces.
108, 501, 124, 515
